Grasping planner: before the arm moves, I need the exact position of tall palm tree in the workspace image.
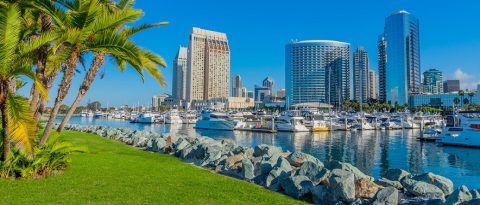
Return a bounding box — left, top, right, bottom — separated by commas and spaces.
0, 2, 52, 160
39, 0, 149, 144
468, 92, 475, 105
56, 1, 167, 132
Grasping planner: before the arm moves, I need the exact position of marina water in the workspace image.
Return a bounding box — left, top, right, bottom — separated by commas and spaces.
64, 116, 480, 188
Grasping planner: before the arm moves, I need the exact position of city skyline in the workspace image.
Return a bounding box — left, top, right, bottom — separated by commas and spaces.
21, 0, 480, 106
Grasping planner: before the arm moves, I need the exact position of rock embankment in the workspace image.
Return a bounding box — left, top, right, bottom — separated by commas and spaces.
63, 124, 479, 205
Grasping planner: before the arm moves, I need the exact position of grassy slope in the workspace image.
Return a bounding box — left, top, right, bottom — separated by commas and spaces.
0, 131, 304, 205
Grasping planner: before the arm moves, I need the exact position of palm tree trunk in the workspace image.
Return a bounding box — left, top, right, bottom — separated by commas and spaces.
57, 53, 105, 132
34, 68, 61, 122
1, 102, 9, 162
31, 12, 52, 113
40, 51, 79, 144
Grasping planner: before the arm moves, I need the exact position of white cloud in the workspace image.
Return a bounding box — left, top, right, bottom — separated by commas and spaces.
451, 68, 479, 90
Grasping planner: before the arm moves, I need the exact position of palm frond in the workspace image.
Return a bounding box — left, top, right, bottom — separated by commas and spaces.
6, 93, 37, 155
0, 2, 21, 74
120, 21, 168, 37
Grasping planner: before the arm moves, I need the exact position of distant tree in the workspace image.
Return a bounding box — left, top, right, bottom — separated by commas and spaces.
458, 90, 465, 107
75, 106, 87, 114
463, 98, 469, 105
453, 97, 461, 107
468, 92, 475, 104
87, 101, 102, 111
59, 104, 70, 114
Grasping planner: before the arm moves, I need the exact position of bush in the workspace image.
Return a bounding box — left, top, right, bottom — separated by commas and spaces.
0, 134, 87, 179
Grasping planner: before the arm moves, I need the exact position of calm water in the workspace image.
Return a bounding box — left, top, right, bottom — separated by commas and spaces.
64, 116, 480, 188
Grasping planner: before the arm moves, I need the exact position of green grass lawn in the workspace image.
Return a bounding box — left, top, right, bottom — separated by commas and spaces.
0, 131, 305, 205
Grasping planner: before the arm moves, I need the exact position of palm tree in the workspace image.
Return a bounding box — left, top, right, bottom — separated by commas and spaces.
56, 1, 167, 132
468, 92, 475, 104
0, 2, 52, 160
453, 97, 460, 108
39, 0, 153, 144
458, 90, 465, 107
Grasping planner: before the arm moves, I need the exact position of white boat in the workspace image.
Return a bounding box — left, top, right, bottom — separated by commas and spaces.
272, 112, 309, 132
80, 110, 88, 117
166, 109, 183, 124
438, 111, 480, 148
195, 111, 236, 131
135, 112, 156, 124
93, 111, 103, 118
181, 112, 198, 124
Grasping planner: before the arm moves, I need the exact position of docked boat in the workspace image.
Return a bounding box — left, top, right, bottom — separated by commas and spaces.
181, 111, 198, 124
438, 111, 480, 148
134, 112, 156, 124
166, 109, 183, 124
195, 111, 236, 131
272, 111, 309, 132
80, 110, 88, 117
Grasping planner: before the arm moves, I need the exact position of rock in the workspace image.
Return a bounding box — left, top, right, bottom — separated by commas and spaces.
266, 167, 291, 191
404, 179, 445, 199
253, 144, 282, 157
372, 187, 398, 205
154, 138, 166, 152
328, 169, 356, 203
384, 169, 411, 182
472, 189, 480, 199
329, 161, 372, 181
375, 178, 404, 189
173, 138, 190, 151
200, 144, 223, 166
241, 158, 255, 180
275, 157, 292, 172
312, 185, 335, 205
225, 153, 244, 170
280, 175, 314, 199
445, 185, 473, 205
355, 178, 380, 199
287, 151, 323, 167
412, 172, 454, 195
296, 161, 329, 185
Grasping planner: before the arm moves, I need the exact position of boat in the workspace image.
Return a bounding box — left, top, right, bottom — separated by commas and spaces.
438, 111, 480, 148
166, 109, 183, 124
134, 112, 156, 124
195, 111, 236, 131
181, 111, 198, 124
272, 111, 309, 132
93, 111, 104, 118
311, 120, 329, 132
80, 110, 88, 117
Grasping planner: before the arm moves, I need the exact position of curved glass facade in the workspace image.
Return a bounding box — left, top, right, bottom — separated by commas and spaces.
379, 11, 420, 105
285, 40, 350, 108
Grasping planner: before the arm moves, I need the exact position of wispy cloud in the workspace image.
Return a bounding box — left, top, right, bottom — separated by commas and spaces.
451, 68, 480, 90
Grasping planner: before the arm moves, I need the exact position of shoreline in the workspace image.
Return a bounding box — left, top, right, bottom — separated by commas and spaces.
63, 124, 480, 204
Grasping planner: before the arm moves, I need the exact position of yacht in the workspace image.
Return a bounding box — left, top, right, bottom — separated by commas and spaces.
195, 111, 236, 131
80, 110, 88, 117
181, 111, 198, 124
272, 111, 309, 132
166, 109, 183, 124
311, 120, 329, 132
134, 112, 156, 124
438, 111, 480, 148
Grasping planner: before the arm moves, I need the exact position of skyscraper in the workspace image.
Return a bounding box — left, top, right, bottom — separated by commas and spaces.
232, 74, 242, 97
172, 46, 188, 100
353, 47, 370, 103
262, 77, 274, 95
423, 69, 443, 94
186, 27, 230, 102
277, 89, 286, 98
368, 69, 378, 100
241, 87, 247, 98
378, 36, 387, 102
379, 10, 421, 105
286, 40, 350, 107
443, 80, 460, 93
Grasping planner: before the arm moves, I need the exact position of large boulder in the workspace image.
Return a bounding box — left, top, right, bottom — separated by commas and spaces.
355, 178, 380, 199
225, 153, 244, 170
287, 151, 323, 167
296, 161, 329, 185
329, 161, 372, 181
403, 178, 445, 199
280, 175, 314, 199
311, 185, 335, 205
265, 157, 293, 190
445, 185, 473, 205
384, 169, 411, 182
241, 158, 255, 180
328, 169, 356, 203
412, 172, 454, 195
472, 189, 480, 199
464, 199, 480, 205
372, 187, 398, 205
173, 138, 191, 151
375, 178, 403, 190
253, 144, 282, 158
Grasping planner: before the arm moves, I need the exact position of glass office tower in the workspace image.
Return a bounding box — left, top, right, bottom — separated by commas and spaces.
379, 10, 421, 105
285, 40, 350, 108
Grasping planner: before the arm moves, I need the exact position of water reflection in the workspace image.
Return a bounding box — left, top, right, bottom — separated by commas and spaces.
63, 117, 480, 188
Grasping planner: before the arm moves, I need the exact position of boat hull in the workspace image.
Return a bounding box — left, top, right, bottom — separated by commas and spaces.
195, 120, 235, 131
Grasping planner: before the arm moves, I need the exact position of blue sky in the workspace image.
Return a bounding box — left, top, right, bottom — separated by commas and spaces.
19, 0, 480, 107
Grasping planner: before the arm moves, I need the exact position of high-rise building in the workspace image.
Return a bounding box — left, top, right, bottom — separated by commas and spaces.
262, 77, 274, 95
443, 80, 460, 93
285, 40, 350, 108
247, 91, 254, 99
378, 36, 387, 102
353, 47, 370, 103
186, 27, 230, 102
423, 69, 443, 94
152, 94, 170, 110
241, 87, 247, 98
277, 89, 286, 98
172, 46, 188, 100
368, 69, 378, 100
379, 10, 421, 105
232, 74, 242, 97
254, 85, 271, 102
